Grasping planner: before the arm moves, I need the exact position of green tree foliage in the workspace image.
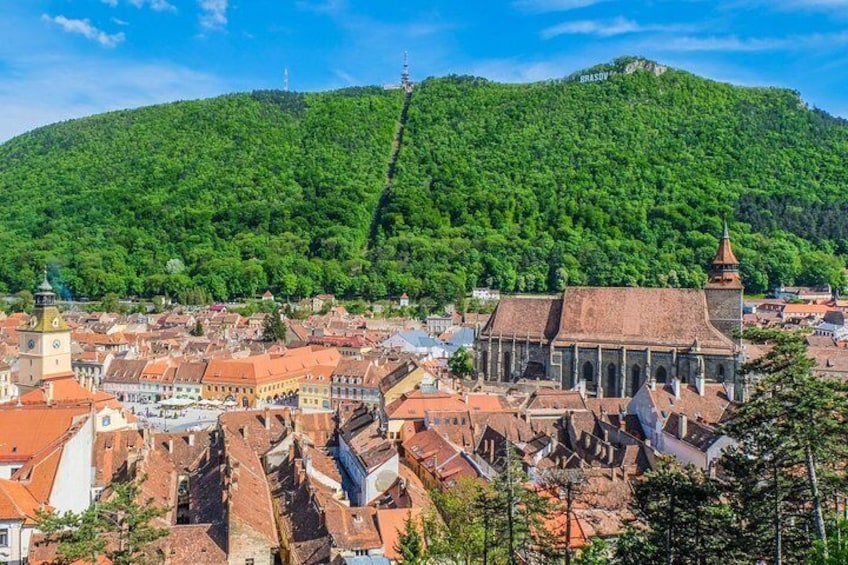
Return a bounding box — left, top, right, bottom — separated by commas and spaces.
574, 539, 611, 565
620, 458, 743, 565
722, 328, 848, 564
425, 451, 554, 564
36, 479, 168, 565
395, 512, 425, 564
1, 61, 847, 299
10, 289, 33, 313
424, 478, 488, 563
262, 305, 287, 342
448, 346, 475, 379
809, 520, 848, 565
190, 320, 204, 337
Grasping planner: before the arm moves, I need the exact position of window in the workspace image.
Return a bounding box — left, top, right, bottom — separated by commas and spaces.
102, 416, 112, 427
0, 528, 8, 547
245, 560, 255, 565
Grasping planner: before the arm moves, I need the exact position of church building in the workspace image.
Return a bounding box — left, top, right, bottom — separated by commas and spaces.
475, 226, 743, 400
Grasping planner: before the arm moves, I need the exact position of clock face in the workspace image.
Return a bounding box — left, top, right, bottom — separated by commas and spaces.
27, 339, 35, 350
52, 339, 61, 350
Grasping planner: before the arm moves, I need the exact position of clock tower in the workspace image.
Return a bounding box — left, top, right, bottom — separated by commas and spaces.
17, 273, 73, 392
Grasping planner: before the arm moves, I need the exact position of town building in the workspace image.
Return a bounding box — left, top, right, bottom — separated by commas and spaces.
201, 347, 340, 408
337, 405, 399, 506
472, 288, 501, 302
16, 276, 74, 394
475, 227, 743, 400
298, 365, 335, 410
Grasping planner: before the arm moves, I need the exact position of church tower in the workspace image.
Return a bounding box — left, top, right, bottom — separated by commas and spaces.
17, 273, 73, 392
705, 223, 743, 344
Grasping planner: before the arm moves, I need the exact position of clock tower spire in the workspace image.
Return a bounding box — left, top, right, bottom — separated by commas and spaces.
17, 272, 73, 393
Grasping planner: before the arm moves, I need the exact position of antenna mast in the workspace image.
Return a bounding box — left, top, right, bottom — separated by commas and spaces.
401, 52, 410, 90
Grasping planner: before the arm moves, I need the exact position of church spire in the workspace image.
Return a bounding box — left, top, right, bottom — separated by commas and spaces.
708, 223, 741, 288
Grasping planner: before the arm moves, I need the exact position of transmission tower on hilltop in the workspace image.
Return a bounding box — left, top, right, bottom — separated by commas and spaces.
401, 51, 413, 93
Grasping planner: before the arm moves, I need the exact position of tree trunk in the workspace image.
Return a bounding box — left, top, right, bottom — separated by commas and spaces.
805, 444, 828, 550
773, 462, 782, 565
565, 483, 573, 565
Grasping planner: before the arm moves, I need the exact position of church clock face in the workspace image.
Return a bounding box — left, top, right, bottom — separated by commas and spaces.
27, 339, 35, 350
52, 339, 61, 350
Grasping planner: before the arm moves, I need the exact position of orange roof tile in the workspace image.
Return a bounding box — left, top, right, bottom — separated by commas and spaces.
0, 406, 88, 461
203, 349, 340, 386
376, 508, 424, 562
386, 391, 468, 420
0, 478, 45, 524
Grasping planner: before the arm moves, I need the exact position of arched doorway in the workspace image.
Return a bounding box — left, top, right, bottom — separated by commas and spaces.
656, 366, 668, 384
606, 363, 617, 396
582, 361, 593, 384
630, 364, 641, 396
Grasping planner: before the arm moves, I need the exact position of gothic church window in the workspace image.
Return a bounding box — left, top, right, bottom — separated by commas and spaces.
582, 361, 593, 383
631, 364, 641, 397
606, 363, 617, 396
656, 366, 668, 383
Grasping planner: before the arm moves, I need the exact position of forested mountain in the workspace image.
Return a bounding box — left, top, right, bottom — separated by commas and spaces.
1, 58, 847, 302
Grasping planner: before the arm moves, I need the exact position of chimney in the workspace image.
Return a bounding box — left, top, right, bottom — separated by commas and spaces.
264, 406, 272, 430
606, 446, 615, 466
188, 433, 195, 447
168, 438, 174, 453
46, 382, 54, 405
695, 374, 705, 396
242, 425, 249, 439
671, 377, 681, 400
678, 415, 688, 440
648, 378, 656, 392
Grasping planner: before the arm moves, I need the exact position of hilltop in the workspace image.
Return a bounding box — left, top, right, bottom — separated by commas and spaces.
0, 58, 846, 302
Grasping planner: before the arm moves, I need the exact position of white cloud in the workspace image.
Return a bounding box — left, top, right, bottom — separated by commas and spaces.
101, 0, 176, 11
651, 31, 848, 52
111, 17, 130, 26
41, 15, 125, 48
198, 0, 229, 30
541, 17, 687, 38
0, 58, 229, 142
513, 0, 609, 13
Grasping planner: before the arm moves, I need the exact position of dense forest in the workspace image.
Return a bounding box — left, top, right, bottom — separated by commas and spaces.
0, 57, 847, 302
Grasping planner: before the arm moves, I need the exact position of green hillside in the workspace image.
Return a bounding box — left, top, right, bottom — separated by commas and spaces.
0, 58, 847, 302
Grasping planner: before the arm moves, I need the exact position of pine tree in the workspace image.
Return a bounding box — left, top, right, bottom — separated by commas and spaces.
262, 305, 286, 342
488, 442, 553, 564
622, 458, 742, 565
723, 328, 848, 564
37, 478, 168, 565
395, 511, 424, 564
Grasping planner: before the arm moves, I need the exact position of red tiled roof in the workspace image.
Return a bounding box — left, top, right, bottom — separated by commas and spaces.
0, 405, 88, 462
555, 287, 735, 352
376, 508, 423, 562
0, 478, 45, 524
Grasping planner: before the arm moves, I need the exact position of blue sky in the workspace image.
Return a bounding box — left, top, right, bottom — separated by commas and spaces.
1, 0, 848, 142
